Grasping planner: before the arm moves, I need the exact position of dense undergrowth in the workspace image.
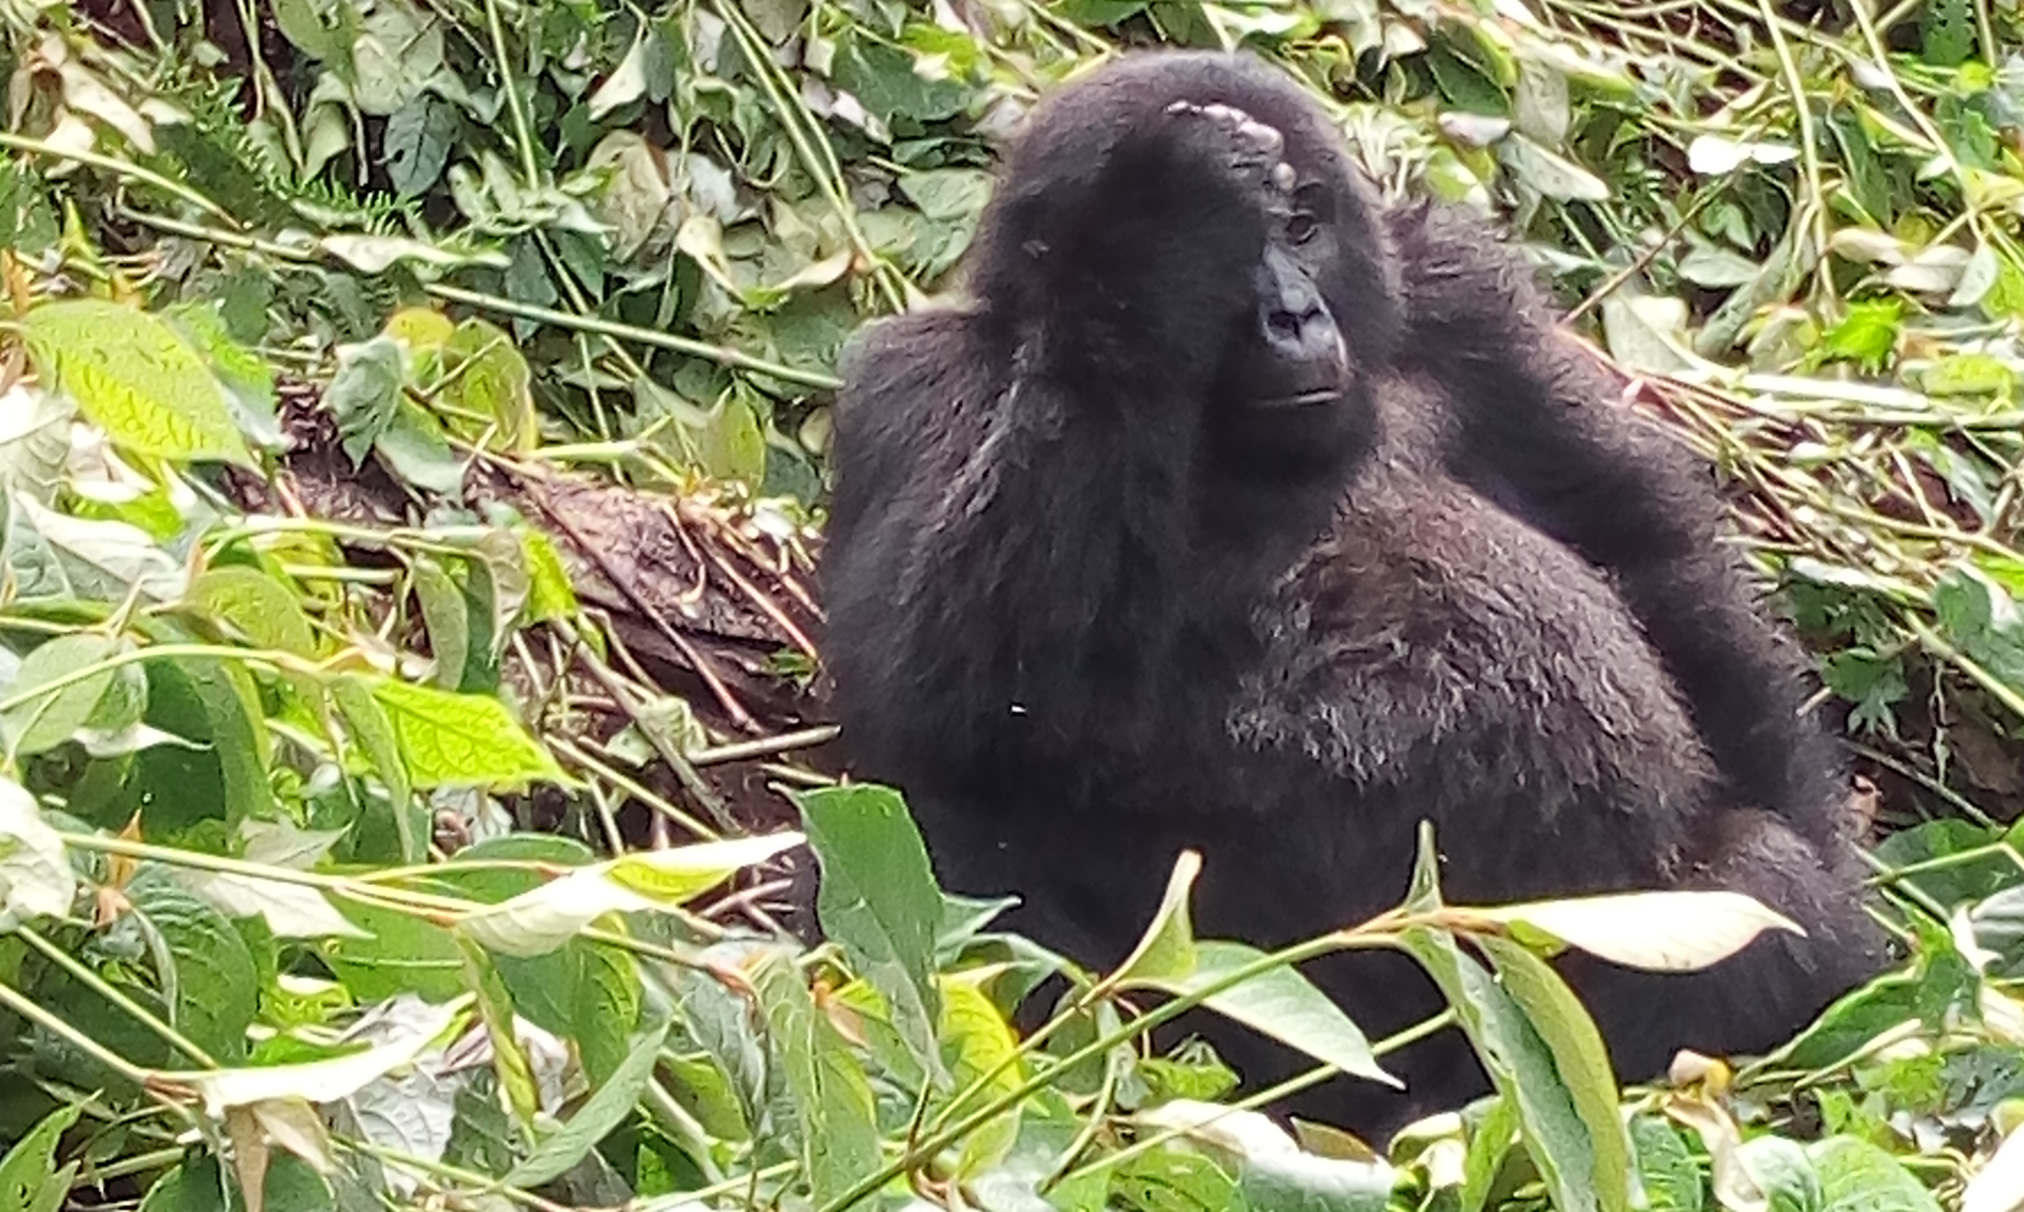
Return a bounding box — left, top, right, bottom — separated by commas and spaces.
4, 0, 2024, 1208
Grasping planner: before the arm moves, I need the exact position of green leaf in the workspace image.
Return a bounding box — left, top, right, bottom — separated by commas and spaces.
412, 557, 470, 690
1111, 850, 1204, 987
1144, 941, 1393, 1089
363, 674, 565, 791
189, 566, 320, 657
134, 656, 272, 832
507, 1023, 671, 1188
9, 494, 188, 603
939, 975, 1025, 1178
378, 397, 466, 496
1808, 1136, 1937, 1212
0, 1101, 82, 1212
832, 34, 969, 126
519, 528, 579, 624
458, 833, 802, 957
385, 93, 458, 198
442, 319, 537, 452
20, 299, 255, 468
326, 337, 407, 466
797, 784, 945, 1079
693, 392, 767, 486
1630, 1116, 1705, 1212
323, 896, 465, 1002
124, 865, 260, 1063
750, 947, 882, 1209
1820, 299, 1903, 373
1240, 1148, 1396, 1212
160, 301, 283, 453
1399, 919, 1609, 1212
267, 0, 345, 59
329, 673, 419, 862
1474, 935, 1632, 1212
1, 633, 123, 758
1737, 1137, 1824, 1212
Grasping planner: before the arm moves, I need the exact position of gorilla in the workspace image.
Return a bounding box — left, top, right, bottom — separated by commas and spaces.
818, 49, 1885, 1134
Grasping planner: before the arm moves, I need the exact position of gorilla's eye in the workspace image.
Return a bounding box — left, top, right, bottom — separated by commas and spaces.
1288, 212, 1319, 244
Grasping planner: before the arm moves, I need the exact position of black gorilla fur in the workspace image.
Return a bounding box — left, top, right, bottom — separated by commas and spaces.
819, 50, 1886, 1133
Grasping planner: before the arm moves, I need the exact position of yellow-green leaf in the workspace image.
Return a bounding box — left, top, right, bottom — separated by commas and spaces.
363, 675, 566, 791
21, 299, 255, 468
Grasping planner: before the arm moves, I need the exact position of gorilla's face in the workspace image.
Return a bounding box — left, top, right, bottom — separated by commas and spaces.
1211, 154, 1378, 482
1242, 179, 1351, 409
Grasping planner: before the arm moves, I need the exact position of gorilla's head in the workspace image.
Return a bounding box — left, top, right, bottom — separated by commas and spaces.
969, 51, 1403, 480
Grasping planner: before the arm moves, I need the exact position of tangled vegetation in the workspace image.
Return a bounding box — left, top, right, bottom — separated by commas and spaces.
6, 0, 2024, 1208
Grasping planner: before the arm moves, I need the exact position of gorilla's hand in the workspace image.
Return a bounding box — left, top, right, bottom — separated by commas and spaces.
1162, 101, 1294, 199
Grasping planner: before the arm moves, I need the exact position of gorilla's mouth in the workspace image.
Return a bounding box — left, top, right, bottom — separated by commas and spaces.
1249, 387, 1344, 409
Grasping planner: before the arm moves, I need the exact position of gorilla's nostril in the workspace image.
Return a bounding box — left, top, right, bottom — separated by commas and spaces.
1267, 311, 1302, 341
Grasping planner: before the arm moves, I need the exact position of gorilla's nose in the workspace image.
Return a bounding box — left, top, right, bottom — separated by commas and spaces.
1255, 247, 1349, 403
1263, 301, 1338, 365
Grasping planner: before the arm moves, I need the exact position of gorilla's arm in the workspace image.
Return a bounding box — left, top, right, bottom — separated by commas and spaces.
1386, 204, 1848, 843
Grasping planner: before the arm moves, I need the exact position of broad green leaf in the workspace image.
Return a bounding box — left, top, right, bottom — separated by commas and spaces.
21, 299, 255, 467
123, 865, 260, 1063
1140, 1099, 1399, 1209
324, 897, 465, 1002
1809, 1136, 1938, 1212
442, 319, 536, 452
179, 999, 464, 1111
750, 948, 882, 1209
1475, 935, 1632, 1212
1499, 133, 1609, 201
1111, 849, 1204, 987
11, 494, 187, 603
1821, 299, 1903, 373
377, 398, 465, 496
832, 34, 968, 125
1399, 922, 1607, 1212
1140, 940, 1394, 1088
326, 337, 406, 466
161, 301, 283, 452
1736, 1137, 1824, 1212
0, 1101, 82, 1212
0, 775, 76, 931
1112, 1138, 1242, 1212
349, 1, 443, 117
385, 94, 457, 198
797, 784, 944, 1077
189, 566, 320, 658
692, 392, 767, 486
134, 656, 272, 832
1925, 352, 2019, 397
939, 974, 1024, 1178
329, 674, 419, 862
412, 558, 469, 690
1, 632, 124, 758
507, 1024, 670, 1188
519, 528, 579, 624
1630, 1115, 1704, 1212
1241, 1147, 1397, 1212
363, 675, 566, 790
